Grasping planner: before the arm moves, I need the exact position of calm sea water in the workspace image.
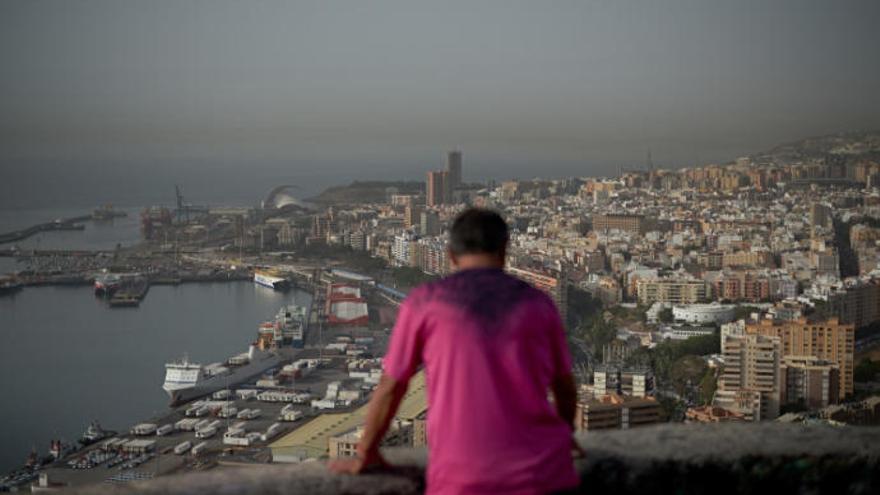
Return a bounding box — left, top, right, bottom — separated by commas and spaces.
0, 205, 312, 472
0, 282, 311, 472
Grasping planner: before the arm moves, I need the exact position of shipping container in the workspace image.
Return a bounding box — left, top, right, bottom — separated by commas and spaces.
173, 441, 192, 455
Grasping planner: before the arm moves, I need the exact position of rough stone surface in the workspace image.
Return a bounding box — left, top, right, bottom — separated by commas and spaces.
70, 423, 880, 495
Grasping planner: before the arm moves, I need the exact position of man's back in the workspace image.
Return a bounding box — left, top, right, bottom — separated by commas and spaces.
383, 267, 578, 494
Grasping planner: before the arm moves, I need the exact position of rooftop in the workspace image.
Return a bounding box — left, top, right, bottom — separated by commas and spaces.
269, 371, 427, 459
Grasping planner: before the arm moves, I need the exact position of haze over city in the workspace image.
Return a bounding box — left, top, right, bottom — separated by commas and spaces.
3, 1, 880, 208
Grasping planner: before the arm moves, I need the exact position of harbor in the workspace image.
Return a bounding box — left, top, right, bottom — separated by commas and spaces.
0, 277, 314, 479
0, 266, 403, 491
0, 194, 407, 490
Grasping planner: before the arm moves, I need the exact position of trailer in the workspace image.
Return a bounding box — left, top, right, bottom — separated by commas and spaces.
155, 424, 174, 436
261, 423, 283, 441
175, 418, 200, 431
191, 441, 209, 456
173, 441, 192, 455
236, 389, 259, 400
237, 408, 262, 420
218, 405, 238, 418
130, 423, 158, 436
279, 405, 303, 422
195, 427, 217, 439
212, 389, 231, 400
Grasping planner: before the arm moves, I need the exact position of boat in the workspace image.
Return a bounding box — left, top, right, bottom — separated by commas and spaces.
94, 274, 121, 296
254, 269, 289, 291
92, 204, 127, 221
276, 304, 308, 348
108, 275, 149, 307
162, 341, 283, 406
79, 421, 114, 446
0, 278, 23, 296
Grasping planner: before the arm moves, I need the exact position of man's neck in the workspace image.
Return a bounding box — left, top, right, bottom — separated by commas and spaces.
454, 253, 505, 271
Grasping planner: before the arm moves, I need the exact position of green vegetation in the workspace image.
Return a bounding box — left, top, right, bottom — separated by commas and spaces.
567, 287, 603, 329
297, 243, 388, 274
656, 395, 686, 422
626, 333, 720, 386
607, 303, 649, 323
388, 266, 438, 291
698, 368, 718, 405
855, 358, 880, 383
733, 305, 762, 321
668, 355, 708, 396
566, 288, 616, 362
657, 307, 674, 323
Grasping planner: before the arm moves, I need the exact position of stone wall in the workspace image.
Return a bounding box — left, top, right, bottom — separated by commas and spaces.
71, 423, 880, 495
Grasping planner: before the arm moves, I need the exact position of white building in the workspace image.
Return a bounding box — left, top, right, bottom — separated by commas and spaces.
672, 303, 736, 325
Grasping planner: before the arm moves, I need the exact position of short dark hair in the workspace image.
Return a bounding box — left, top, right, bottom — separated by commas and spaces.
448, 208, 509, 256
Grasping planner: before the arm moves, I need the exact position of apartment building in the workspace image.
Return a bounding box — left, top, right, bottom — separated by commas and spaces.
745, 317, 854, 400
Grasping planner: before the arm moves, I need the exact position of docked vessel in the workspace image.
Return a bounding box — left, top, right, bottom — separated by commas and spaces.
277, 304, 307, 348
0, 277, 23, 296
79, 421, 114, 446
93, 273, 121, 296
92, 204, 127, 221
162, 342, 282, 406
254, 269, 289, 291
108, 275, 149, 307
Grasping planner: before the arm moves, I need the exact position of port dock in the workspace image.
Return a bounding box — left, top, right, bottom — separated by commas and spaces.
108, 278, 150, 308
0, 217, 89, 245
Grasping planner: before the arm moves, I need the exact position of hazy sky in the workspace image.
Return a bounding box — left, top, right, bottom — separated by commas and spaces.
2, 0, 879, 204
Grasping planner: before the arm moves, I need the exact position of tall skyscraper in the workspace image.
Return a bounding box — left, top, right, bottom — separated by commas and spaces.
446, 150, 462, 189
427, 170, 447, 207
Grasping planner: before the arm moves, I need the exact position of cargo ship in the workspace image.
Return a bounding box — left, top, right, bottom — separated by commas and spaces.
162, 341, 282, 406
254, 269, 289, 291
93, 273, 121, 296
277, 304, 308, 348
108, 275, 149, 307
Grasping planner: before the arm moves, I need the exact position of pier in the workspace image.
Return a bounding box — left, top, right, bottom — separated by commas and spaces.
0, 216, 91, 245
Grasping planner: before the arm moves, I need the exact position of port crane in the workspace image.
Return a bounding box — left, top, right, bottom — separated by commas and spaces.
174, 185, 208, 223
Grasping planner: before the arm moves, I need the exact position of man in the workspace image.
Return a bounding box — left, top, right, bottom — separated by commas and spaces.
331, 208, 579, 494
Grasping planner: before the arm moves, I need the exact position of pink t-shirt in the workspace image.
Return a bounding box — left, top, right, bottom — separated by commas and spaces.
383, 267, 578, 495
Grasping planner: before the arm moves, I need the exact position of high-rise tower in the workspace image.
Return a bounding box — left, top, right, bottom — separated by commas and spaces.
446, 150, 462, 189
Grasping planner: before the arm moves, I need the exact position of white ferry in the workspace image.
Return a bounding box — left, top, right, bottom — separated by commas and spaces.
254, 269, 289, 291
162, 343, 282, 405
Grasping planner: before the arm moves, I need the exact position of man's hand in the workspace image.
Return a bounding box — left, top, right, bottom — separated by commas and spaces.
328, 449, 389, 474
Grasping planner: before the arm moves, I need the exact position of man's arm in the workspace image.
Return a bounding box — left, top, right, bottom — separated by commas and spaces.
551, 371, 586, 458
551, 372, 577, 429
329, 373, 409, 474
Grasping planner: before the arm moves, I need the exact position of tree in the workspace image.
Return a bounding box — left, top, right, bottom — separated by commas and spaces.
733, 305, 762, 321
658, 307, 674, 323
855, 358, 880, 383
698, 368, 717, 405
389, 267, 438, 290
566, 287, 603, 329
669, 355, 708, 396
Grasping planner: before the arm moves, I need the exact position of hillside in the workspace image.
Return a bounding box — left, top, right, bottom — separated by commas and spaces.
306, 180, 424, 206
750, 131, 880, 166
